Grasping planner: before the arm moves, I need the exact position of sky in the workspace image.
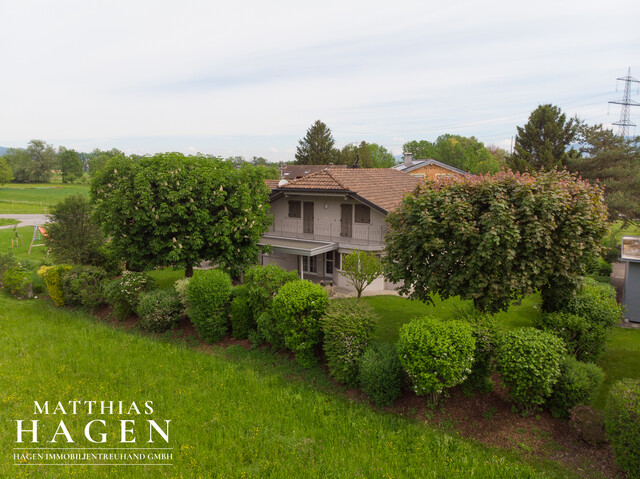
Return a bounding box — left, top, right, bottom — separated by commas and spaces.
1, 0, 639, 162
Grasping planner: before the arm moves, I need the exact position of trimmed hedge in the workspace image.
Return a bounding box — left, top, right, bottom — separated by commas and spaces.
547, 356, 604, 419
271, 280, 329, 368
61, 265, 108, 310
563, 277, 623, 328
397, 316, 475, 403
322, 300, 376, 386
605, 379, 640, 477
495, 328, 565, 412
359, 343, 404, 407
137, 289, 183, 333
38, 265, 72, 306
103, 271, 154, 320
230, 285, 253, 339
187, 269, 232, 343
533, 312, 609, 363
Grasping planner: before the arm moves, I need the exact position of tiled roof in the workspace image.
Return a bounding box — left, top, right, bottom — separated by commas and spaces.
276, 168, 420, 212
264, 179, 281, 191
281, 164, 347, 179
393, 159, 470, 176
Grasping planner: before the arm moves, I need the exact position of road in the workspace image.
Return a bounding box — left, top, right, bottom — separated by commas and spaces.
0, 214, 49, 229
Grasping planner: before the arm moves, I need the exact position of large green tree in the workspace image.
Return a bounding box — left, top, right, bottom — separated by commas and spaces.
509, 104, 580, 172
58, 147, 84, 183
91, 153, 272, 277
295, 120, 338, 165
27, 140, 56, 182
337, 141, 373, 168
369, 143, 396, 168
568, 125, 640, 224
384, 170, 608, 313
89, 148, 123, 177
0, 157, 12, 185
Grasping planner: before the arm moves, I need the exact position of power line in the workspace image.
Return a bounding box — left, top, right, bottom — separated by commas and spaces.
609, 67, 640, 138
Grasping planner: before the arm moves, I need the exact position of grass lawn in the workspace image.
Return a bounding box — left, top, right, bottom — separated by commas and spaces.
0, 294, 572, 478
149, 267, 187, 289
0, 225, 48, 263
0, 219, 19, 227
0, 183, 89, 214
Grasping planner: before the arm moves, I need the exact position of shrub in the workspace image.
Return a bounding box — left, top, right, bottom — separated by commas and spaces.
187, 269, 232, 343
173, 277, 190, 312
244, 264, 299, 343
3, 267, 31, 298
230, 285, 253, 339
570, 405, 606, 446
397, 316, 475, 404
103, 271, 154, 320
61, 265, 108, 310
322, 300, 376, 386
454, 306, 498, 393
563, 277, 623, 328
533, 312, 609, 363
547, 356, 604, 419
605, 379, 640, 477
495, 328, 565, 412
359, 343, 404, 407
0, 251, 18, 285
255, 311, 284, 350
271, 280, 329, 368
137, 289, 183, 333
37, 265, 72, 306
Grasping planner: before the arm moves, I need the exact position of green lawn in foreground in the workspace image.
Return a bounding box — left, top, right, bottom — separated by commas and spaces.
0, 295, 572, 478
0, 183, 89, 213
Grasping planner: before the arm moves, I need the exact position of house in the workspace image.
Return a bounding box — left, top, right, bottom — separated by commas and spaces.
280, 164, 347, 180
259, 168, 420, 293
392, 152, 470, 180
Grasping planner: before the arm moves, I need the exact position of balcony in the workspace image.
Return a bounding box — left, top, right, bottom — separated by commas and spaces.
265, 218, 386, 246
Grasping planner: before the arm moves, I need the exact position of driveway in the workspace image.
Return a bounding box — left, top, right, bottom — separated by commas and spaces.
0, 214, 49, 229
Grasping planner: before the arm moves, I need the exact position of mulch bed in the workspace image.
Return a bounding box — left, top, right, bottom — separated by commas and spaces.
91, 304, 625, 478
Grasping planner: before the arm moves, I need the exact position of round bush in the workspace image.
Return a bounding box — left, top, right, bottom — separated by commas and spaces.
137, 289, 183, 333
495, 328, 565, 412
0, 252, 19, 284
397, 316, 475, 402
230, 285, 253, 339
563, 277, 623, 328
37, 265, 72, 306
61, 265, 108, 310
547, 356, 604, 419
271, 280, 329, 368
533, 312, 609, 363
605, 379, 640, 477
187, 268, 232, 343
359, 343, 404, 407
3, 267, 31, 298
322, 300, 376, 386
103, 270, 154, 320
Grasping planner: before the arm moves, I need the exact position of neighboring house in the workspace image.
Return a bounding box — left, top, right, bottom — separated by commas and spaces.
280, 164, 347, 180
392, 152, 470, 180
264, 179, 281, 191
259, 168, 420, 293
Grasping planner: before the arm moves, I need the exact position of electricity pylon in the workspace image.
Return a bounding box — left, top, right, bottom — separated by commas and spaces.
609, 68, 640, 138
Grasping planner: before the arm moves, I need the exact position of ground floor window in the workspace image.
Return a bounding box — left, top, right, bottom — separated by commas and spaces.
302, 255, 318, 274
325, 251, 334, 275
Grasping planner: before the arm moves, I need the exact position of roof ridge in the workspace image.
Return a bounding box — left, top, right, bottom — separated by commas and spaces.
323, 168, 349, 190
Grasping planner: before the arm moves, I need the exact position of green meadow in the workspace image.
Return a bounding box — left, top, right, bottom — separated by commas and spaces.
0, 184, 89, 214
0, 295, 575, 478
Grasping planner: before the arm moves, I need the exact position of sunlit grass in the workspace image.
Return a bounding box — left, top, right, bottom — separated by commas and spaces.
0, 183, 89, 214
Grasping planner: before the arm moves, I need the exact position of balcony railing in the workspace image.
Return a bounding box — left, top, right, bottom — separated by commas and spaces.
265, 219, 386, 246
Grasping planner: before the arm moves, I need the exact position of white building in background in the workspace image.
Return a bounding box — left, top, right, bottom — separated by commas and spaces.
260, 168, 420, 293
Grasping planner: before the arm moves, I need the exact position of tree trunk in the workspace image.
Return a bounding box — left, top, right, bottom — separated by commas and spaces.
185, 264, 194, 278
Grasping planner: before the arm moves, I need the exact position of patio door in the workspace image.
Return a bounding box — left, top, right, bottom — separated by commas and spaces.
303, 201, 314, 234
341, 204, 352, 237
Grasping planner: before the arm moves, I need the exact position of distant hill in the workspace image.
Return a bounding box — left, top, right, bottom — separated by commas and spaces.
0, 147, 8, 156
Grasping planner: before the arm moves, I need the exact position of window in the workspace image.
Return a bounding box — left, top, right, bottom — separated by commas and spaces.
354, 204, 370, 224
302, 255, 318, 274
288, 200, 301, 218
325, 251, 334, 275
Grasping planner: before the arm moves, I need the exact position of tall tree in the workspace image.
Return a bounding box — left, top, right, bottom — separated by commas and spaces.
337, 141, 373, 168
403, 140, 437, 160
91, 153, 272, 277
295, 120, 338, 165
568, 125, 640, 224
384, 170, 608, 313
27, 140, 56, 183
3, 148, 31, 182
88, 148, 123, 177
58, 147, 84, 183
0, 157, 13, 185
509, 104, 579, 172
369, 143, 396, 168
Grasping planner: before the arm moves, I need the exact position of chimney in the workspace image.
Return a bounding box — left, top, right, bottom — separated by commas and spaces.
403, 152, 413, 168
